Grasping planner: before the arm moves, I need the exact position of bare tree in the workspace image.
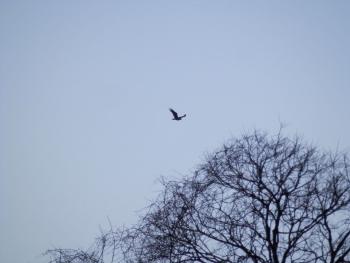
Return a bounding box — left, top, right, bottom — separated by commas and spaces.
45, 223, 121, 263
46, 130, 350, 263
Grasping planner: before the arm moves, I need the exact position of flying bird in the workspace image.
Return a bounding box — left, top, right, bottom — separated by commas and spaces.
169, 108, 186, 121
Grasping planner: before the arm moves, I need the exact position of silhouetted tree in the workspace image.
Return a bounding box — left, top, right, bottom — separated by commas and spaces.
45, 225, 121, 263
46, 130, 350, 263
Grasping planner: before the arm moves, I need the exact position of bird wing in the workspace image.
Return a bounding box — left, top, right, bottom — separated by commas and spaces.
169, 108, 179, 118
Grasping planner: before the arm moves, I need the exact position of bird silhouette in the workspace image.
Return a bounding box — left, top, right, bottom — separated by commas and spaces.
169, 108, 186, 121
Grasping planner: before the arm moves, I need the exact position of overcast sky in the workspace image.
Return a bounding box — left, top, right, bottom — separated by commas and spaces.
1, 1, 350, 263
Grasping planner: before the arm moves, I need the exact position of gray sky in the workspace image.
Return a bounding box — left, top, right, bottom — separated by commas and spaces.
1, 1, 350, 262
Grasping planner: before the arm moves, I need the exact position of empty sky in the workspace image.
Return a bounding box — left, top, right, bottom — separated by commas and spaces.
1, 1, 350, 262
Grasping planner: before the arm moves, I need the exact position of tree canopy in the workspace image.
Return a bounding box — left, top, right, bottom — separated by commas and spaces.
46, 130, 350, 263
